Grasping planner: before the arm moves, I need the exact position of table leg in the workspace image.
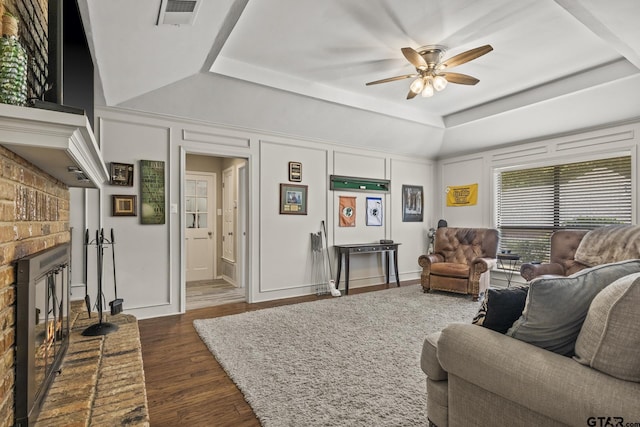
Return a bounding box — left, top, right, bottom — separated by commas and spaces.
385, 251, 390, 286
345, 252, 350, 295
393, 249, 400, 287
335, 250, 342, 289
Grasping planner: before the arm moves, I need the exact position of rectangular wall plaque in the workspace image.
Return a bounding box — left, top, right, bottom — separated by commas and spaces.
140, 160, 165, 224
289, 161, 302, 182
330, 175, 390, 193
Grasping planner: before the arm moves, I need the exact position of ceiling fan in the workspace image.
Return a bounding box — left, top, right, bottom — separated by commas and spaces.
365, 44, 493, 99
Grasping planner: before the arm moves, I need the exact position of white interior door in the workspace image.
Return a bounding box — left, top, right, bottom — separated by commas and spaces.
185, 173, 216, 281
222, 166, 235, 262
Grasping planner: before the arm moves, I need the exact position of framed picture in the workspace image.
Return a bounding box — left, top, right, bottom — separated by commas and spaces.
140, 160, 166, 224
110, 162, 134, 186
289, 161, 302, 182
280, 183, 307, 215
402, 185, 423, 222
339, 196, 356, 227
366, 197, 383, 226
112, 195, 137, 216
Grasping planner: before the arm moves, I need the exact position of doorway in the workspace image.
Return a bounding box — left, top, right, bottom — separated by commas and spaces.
185, 172, 216, 282
183, 153, 248, 310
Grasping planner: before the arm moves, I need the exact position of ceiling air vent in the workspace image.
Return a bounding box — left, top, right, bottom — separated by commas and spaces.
157, 0, 201, 26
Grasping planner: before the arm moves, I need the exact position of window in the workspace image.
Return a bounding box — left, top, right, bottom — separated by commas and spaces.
496, 156, 632, 263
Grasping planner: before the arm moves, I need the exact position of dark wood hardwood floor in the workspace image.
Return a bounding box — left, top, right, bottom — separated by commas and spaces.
138, 282, 412, 426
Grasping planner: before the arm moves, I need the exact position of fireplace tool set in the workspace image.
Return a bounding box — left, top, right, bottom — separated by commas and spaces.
82, 228, 123, 336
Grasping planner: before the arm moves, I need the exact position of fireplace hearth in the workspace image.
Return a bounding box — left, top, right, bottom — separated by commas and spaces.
15, 243, 70, 427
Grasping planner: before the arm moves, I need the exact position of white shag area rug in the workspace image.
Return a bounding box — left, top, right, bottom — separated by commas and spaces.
194, 284, 481, 426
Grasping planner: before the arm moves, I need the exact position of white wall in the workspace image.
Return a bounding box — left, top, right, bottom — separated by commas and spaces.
70, 107, 434, 318
435, 119, 640, 286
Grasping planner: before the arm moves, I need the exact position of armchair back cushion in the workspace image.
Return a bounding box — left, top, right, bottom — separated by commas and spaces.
434, 227, 498, 265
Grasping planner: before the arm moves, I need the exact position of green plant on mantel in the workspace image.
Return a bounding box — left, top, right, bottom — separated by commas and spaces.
0, 11, 27, 106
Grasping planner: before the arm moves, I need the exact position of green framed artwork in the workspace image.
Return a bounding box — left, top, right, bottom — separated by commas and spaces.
140, 160, 165, 224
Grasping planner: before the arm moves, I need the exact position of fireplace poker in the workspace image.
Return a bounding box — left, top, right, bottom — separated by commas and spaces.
109, 228, 123, 315
84, 229, 91, 318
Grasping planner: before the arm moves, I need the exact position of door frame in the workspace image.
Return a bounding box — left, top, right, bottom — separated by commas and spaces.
185, 171, 217, 281
179, 147, 250, 312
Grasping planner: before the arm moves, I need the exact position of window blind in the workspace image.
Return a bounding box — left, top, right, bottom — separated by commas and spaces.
496, 156, 632, 263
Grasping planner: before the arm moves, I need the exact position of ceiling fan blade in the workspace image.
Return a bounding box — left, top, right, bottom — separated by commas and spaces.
441, 72, 480, 85
365, 74, 417, 86
440, 45, 493, 69
406, 89, 419, 100
401, 47, 427, 69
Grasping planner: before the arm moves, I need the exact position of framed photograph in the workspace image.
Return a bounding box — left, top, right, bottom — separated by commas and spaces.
289, 161, 302, 182
402, 185, 424, 222
366, 197, 383, 226
110, 162, 134, 186
280, 183, 307, 215
112, 195, 137, 216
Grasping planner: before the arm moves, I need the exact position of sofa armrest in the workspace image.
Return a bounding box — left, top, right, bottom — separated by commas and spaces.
418, 253, 444, 268
421, 332, 447, 381
520, 262, 565, 281
437, 324, 640, 424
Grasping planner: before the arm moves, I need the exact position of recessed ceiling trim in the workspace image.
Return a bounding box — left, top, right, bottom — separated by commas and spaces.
157, 0, 201, 26
210, 56, 444, 129
444, 57, 638, 128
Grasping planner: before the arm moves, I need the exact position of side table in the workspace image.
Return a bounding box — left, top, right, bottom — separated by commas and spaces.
497, 253, 520, 287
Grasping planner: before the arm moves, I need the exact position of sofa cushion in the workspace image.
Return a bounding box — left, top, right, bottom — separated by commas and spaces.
507, 260, 640, 356
430, 262, 469, 278
472, 286, 528, 334
574, 272, 640, 382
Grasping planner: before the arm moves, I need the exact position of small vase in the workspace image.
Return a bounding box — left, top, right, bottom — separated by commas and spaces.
0, 14, 27, 106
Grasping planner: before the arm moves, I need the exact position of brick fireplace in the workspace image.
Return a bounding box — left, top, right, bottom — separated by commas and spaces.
0, 145, 70, 427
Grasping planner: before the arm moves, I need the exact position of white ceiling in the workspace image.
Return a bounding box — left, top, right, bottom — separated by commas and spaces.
79, 0, 640, 158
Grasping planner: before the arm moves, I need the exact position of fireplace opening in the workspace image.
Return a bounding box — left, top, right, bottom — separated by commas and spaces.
15, 243, 71, 427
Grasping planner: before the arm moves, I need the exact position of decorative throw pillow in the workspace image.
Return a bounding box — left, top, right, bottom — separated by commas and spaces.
506, 259, 640, 356
573, 272, 640, 382
472, 286, 528, 334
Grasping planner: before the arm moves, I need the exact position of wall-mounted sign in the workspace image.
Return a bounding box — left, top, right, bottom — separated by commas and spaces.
289, 162, 302, 182
446, 183, 478, 207
339, 196, 356, 227
366, 197, 383, 226
330, 175, 390, 193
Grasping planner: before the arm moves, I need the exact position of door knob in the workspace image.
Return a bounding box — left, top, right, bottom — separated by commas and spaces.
208, 231, 213, 237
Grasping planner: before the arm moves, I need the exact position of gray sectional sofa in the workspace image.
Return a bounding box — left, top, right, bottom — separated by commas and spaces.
421, 261, 640, 426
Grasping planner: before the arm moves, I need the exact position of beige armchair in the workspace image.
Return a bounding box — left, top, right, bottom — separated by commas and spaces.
418, 227, 499, 301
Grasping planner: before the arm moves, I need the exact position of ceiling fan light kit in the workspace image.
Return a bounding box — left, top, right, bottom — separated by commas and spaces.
366, 44, 493, 100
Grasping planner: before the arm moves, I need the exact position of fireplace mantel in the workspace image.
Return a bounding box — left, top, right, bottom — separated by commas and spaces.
0, 104, 108, 188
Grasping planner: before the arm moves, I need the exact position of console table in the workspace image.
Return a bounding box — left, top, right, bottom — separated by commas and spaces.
334, 243, 401, 295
